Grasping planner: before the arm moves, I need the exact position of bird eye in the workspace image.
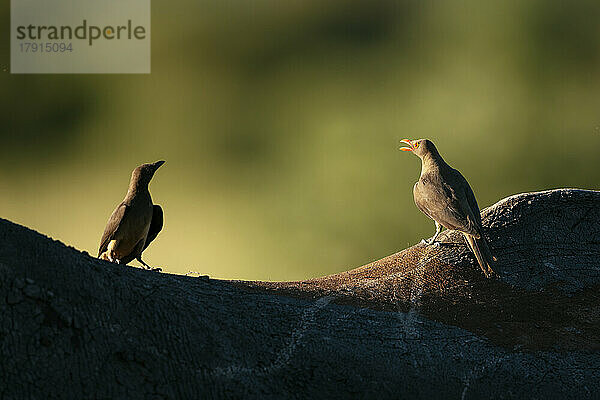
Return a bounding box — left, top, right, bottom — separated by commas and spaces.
414, 142, 419, 148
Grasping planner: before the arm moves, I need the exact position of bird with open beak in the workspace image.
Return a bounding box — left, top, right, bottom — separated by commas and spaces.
400, 139, 497, 278
98, 160, 165, 270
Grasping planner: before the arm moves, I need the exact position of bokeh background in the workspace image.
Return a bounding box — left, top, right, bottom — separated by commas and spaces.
1, 0, 599, 280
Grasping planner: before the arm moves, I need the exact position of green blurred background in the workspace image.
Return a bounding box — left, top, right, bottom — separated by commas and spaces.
1, 0, 599, 280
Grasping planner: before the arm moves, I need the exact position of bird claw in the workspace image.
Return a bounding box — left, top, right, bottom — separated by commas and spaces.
140, 261, 161, 272
487, 270, 500, 279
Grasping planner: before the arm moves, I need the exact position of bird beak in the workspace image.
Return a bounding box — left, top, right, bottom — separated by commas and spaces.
399, 139, 414, 152
153, 160, 166, 169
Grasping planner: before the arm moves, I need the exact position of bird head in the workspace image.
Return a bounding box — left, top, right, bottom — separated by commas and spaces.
399, 138, 436, 158
132, 160, 165, 185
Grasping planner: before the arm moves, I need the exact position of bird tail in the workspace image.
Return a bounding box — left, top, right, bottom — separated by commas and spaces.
463, 233, 497, 278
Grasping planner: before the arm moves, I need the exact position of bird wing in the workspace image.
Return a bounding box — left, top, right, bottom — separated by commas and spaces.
117, 206, 162, 265
445, 170, 483, 237
98, 203, 128, 257
414, 172, 481, 238
462, 179, 483, 226
142, 204, 163, 252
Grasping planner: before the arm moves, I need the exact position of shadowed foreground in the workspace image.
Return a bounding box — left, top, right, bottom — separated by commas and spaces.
0, 189, 599, 399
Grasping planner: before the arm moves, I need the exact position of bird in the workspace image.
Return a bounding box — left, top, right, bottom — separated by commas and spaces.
399, 139, 497, 278
98, 160, 165, 270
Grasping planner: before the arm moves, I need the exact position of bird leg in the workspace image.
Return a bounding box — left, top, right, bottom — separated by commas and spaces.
137, 257, 161, 272
137, 257, 152, 269
421, 221, 441, 246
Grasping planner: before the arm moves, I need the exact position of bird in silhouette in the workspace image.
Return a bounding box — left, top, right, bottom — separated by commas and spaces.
98, 160, 165, 270
400, 139, 497, 278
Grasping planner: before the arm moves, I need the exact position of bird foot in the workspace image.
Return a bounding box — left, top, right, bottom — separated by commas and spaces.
140, 262, 161, 272
482, 267, 500, 279
487, 269, 500, 279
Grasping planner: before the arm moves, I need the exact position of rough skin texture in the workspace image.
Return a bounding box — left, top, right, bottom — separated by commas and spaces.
0, 189, 599, 399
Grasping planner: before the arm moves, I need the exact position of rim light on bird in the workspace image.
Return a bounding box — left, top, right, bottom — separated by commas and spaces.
399, 139, 497, 278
